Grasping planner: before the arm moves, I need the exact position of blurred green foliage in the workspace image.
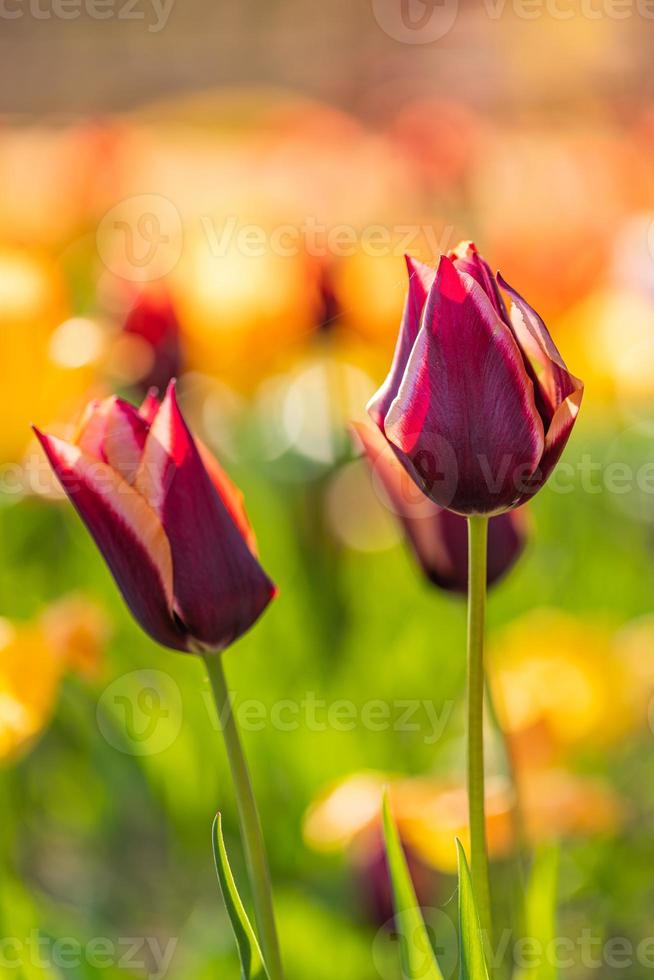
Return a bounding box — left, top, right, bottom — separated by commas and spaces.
2, 413, 654, 980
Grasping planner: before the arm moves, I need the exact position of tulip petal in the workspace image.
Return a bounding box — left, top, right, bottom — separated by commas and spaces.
496, 274, 584, 497
517, 387, 584, 503
74, 399, 109, 462
196, 438, 259, 557
497, 274, 583, 420
103, 400, 149, 485
450, 241, 509, 323
385, 256, 545, 515
367, 255, 436, 427
75, 396, 149, 485
137, 382, 275, 650
139, 388, 161, 425
33, 429, 184, 651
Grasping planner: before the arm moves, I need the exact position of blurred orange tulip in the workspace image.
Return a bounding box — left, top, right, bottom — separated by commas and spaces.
304, 767, 621, 878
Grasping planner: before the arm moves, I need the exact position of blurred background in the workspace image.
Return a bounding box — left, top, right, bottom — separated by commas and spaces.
3, 1, 654, 977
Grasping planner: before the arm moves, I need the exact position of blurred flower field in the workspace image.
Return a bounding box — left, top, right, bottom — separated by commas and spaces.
3, 69, 654, 979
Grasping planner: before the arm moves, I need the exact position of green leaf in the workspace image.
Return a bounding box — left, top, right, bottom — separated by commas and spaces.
381, 792, 445, 980
514, 844, 560, 980
212, 813, 271, 980
456, 840, 490, 980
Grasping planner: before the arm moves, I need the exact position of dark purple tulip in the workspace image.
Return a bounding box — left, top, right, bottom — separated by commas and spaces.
353, 421, 526, 592
368, 243, 583, 516
34, 383, 275, 653
353, 827, 435, 929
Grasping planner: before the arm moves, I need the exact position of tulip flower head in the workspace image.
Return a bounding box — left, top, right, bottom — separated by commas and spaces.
34, 383, 276, 653
368, 242, 583, 515
352, 420, 526, 592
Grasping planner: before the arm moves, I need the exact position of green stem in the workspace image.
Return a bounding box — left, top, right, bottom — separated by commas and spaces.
466, 515, 493, 955
203, 653, 284, 980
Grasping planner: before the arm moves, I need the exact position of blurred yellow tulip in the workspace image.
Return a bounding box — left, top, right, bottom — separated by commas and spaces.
613, 614, 654, 728
491, 609, 632, 756
173, 226, 314, 391
0, 595, 109, 762
0, 248, 105, 466
557, 288, 654, 414
0, 618, 61, 761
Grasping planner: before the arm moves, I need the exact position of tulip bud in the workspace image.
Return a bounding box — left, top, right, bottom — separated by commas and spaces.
368, 244, 583, 515
34, 382, 276, 653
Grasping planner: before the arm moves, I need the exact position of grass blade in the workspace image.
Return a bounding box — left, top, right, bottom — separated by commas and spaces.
456, 840, 490, 980
212, 813, 271, 980
382, 792, 445, 980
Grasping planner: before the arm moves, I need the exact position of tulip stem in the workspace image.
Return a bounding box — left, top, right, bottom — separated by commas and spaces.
466, 515, 493, 959
203, 652, 284, 980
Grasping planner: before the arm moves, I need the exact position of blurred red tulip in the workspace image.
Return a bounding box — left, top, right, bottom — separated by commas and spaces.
353, 421, 526, 591
310, 258, 343, 337
368, 243, 583, 515
121, 287, 183, 394
34, 382, 275, 653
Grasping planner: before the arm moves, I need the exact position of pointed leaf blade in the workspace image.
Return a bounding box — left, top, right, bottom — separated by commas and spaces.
212, 813, 271, 980
456, 841, 490, 980
382, 792, 445, 980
